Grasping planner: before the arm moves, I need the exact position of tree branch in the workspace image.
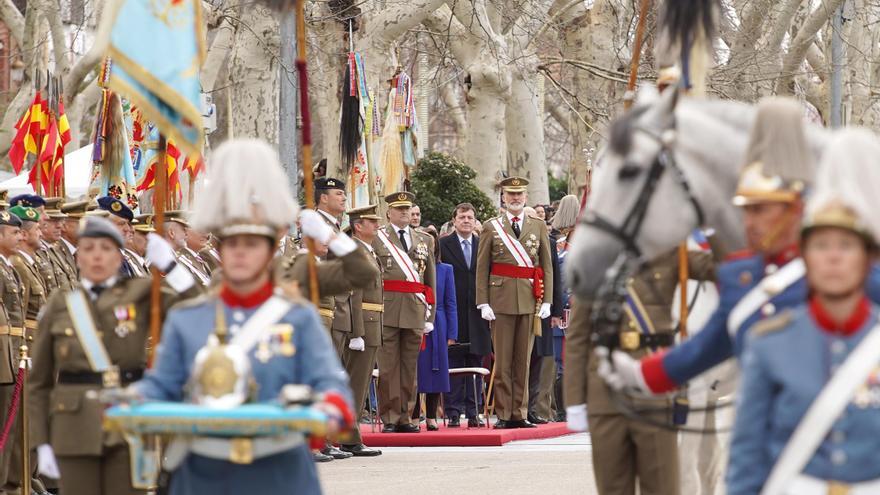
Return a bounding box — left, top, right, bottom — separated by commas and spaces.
0, 0, 24, 45
775, 0, 846, 94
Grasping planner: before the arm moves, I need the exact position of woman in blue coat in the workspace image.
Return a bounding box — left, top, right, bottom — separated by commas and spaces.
414, 229, 458, 430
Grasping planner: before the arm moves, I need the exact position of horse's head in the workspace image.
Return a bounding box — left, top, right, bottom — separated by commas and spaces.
566, 89, 751, 298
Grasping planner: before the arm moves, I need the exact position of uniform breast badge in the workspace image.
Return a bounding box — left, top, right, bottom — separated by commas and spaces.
113, 304, 137, 338
525, 234, 538, 260
853, 366, 880, 409
415, 242, 429, 274
270, 324, 296, 357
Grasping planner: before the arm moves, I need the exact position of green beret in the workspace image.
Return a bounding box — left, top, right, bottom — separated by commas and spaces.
9, 205, 39, 223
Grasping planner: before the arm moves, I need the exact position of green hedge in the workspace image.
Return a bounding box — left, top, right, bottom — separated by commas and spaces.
411, 152, 497, 226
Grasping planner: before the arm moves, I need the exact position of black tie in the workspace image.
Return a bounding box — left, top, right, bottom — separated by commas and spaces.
511, 217, 521, 237
398, 229, 409, 252
91, 284, 106, 298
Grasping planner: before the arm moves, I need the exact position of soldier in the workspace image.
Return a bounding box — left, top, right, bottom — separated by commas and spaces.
338, 205, 383, 456
183, 225, 213, 275
572, 246, 717, 495
163, 211, 211, 286
127, 214, 152, 271
29, 217, 199, 495
37, 197, 69, 293
131, 139, 354, 494
374, 191, 436, 433
475, 177, 553, 429
728, 129, 880, 495
314, 178, 355, 357
56, 200, 88, 286
0, 211, 26, 493
9, 206, 48, 340
199, 234, 221, 273
97, 196, 147, 278
594, 97, 838, 396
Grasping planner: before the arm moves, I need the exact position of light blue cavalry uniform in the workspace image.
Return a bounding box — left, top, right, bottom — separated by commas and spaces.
727, 301, 880, 495
135, 293, 352, 495
640, 252, 880, 393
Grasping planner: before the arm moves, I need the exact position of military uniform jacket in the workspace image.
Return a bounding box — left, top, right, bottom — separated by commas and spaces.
350, 238, 383, 346
283, 244, 380, 307
372, 224, 436, 329
29, 278, 200, 456
576, 248, 716, 415
475, 213, 553, 315
53, 239, 79, 288
0, 258, 21, 385
11, 252, 47, 333
728, 302, 880, 494
34, 244, 61, 293
317, 210, 355, 335
122, 248, 148, 278
177, 249, 211, 286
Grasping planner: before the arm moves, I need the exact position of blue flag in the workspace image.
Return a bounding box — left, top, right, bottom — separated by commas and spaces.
105, 0, 205, 157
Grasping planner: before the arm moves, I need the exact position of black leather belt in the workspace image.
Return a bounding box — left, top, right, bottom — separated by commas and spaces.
596, 332, 675, 351
58, 368, 144, 387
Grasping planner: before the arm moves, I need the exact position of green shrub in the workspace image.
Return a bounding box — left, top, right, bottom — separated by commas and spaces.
411, 152, 497, 226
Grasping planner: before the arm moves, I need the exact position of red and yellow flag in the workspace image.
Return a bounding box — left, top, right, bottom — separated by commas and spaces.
7, 93, 39, 173
58, 99, 71, 145
137, 140, 182, 201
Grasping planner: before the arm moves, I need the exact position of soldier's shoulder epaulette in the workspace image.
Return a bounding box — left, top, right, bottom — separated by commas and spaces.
724, 249, 756, 262
750, 309, 794, 338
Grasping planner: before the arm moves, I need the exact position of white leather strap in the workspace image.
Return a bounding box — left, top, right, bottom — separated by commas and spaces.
489, 217, 533, 268
229, 295, 293, 355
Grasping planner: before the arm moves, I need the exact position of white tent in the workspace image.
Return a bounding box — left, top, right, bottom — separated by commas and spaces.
0, 144, 94, 198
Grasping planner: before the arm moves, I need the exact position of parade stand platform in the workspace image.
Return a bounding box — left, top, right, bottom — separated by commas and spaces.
359, 421, 573, 447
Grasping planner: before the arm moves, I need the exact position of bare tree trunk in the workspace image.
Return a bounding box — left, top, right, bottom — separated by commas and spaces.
466, 82, 507, 200
506, 71, 548, 203
229, 5, 280, 143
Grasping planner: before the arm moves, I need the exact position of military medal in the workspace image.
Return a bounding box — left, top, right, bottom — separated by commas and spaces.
255, 339, 272, 363
114, 305, 136, 338
279, 327, 295, 356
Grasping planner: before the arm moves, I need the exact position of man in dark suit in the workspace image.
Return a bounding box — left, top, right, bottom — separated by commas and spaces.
440, 203, 491, 427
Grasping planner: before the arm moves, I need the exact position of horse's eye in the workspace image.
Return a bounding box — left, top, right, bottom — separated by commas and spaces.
618, 164, 641, 180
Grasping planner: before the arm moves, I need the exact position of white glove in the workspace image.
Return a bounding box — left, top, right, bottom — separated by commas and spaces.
299, 210, 334, 244
595, 347, 650, 393
538, 303, 551, 319
328, 233, 357, 256
424, 322, 434, 334
478, 304, 496, 321
566, 404, 588, 432
348, 337, 365, 352
37, 444, 60, 479
146, 233, 178, 272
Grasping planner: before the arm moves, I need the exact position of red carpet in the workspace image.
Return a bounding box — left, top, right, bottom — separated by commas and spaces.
359, 421, 574, 447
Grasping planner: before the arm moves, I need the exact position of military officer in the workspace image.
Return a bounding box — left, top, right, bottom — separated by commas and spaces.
9, 206, 48, 340
127, 214, 151, 272
568, 245, 717, 495
374, 191, 436, 433
0, 210, 26, 493
338, 205, 384, 456
29, 217, 199, 495
315, 178, 356, 356
728, 129, 880, 495
97, 196, 147, 278
37, 197, 69, 293
593, 97, 878, 395
163, 211, 211, 286
182, 226, 214, 276
132, 138, 354, 494
56, 200, 88, 286
475, 177, 553, 429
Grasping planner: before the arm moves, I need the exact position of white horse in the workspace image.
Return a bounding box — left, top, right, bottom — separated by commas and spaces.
565, 88, 831, 299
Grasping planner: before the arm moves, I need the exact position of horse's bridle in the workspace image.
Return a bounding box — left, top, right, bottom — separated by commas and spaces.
579, 124, 706, 257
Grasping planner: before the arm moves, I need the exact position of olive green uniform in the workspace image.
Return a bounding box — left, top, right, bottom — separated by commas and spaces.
0, 255, 26, 492
564, 248, 716, 495
29, 277, 200, 495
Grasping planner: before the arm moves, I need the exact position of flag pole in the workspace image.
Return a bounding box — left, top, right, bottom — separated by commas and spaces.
148, 134, 168, 367
294, 0, 320, 305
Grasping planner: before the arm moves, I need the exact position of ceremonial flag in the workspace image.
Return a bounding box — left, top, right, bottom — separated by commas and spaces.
8, 92, 40, 173
137, 140, 182, 201
182, 154, 204, 179
103, 0, 205, 157
58, 99, 71, 145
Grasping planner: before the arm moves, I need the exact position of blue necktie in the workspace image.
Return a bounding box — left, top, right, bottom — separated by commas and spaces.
462, 239, 471, 268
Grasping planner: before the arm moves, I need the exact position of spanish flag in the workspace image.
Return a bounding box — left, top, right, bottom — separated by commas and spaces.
58, 99, 71, 145
7, 92, 40, 173
136, 140, 182, 201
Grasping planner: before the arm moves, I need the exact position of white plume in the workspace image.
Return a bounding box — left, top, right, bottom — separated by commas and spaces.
190, 139, 298, 234
808, 128, 880, 242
